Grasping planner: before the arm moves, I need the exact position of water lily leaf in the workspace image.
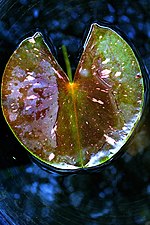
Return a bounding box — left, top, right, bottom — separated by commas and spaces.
1, 23, 144, 170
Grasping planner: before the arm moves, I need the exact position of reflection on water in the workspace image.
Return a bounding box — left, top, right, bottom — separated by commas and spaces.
0, 0, 150, 224
0, 138, 150, 225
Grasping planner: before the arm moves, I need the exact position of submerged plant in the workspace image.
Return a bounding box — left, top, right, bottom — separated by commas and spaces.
1, 23, 144, 170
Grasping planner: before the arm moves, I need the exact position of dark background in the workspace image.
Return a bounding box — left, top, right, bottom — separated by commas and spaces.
0, 0, 150, 224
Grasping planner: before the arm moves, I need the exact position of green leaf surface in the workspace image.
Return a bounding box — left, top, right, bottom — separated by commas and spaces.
1, 23, 144, 169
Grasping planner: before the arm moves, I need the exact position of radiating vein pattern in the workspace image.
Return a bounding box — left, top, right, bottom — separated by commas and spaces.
1, 24, 144, 169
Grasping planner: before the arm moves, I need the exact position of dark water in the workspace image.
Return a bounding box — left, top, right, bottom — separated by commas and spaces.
0, 0, 150, 225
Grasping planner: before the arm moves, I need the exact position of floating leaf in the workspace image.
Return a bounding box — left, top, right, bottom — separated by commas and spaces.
1, 23, 144, 170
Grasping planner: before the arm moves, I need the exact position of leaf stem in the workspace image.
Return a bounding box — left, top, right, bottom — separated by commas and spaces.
62, 45, 73, 83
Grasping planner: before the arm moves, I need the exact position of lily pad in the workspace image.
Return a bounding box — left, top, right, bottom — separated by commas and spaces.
1, 23, 144, 170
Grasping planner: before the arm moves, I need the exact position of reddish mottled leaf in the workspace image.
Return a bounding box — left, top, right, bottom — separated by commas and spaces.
1, 23, 144, 169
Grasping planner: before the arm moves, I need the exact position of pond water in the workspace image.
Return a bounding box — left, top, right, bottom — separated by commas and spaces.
0, 1, 150, 225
